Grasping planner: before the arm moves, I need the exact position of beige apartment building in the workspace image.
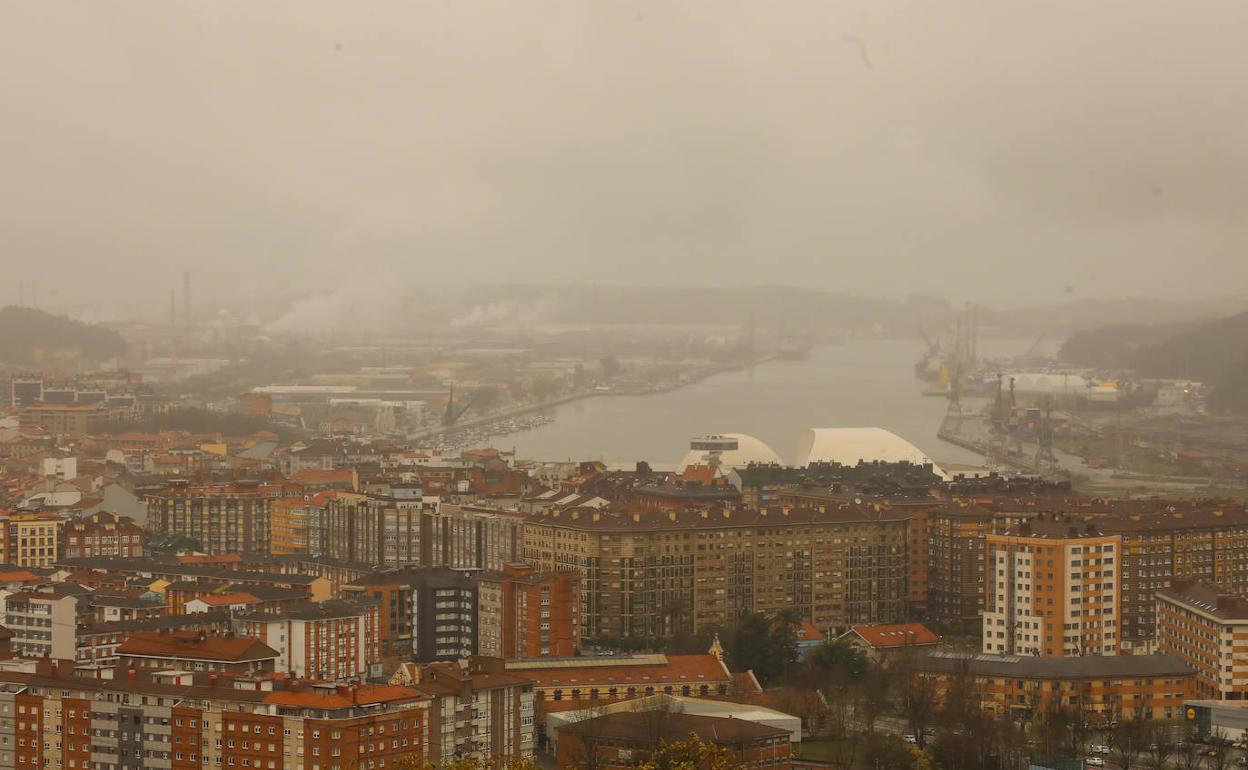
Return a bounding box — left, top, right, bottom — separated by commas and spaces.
522, 504, 909, 641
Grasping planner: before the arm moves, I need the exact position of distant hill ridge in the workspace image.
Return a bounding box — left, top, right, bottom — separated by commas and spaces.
0, 306, 127, 363
1059, 308, 1248, 413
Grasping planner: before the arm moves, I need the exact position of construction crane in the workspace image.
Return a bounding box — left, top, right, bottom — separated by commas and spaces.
442, 384, 478, 428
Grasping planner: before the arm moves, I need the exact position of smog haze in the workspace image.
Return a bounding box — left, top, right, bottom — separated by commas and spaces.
4, 1, 1248, 313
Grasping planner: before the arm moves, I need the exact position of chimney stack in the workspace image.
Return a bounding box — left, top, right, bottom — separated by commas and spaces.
183, 271, 191, 326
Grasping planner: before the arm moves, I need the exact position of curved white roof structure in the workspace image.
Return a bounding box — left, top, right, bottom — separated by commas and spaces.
678, 433, 783, 471
795, 427, 949, 480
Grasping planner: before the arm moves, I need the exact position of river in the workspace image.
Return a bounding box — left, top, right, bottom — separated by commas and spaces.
503, 338, 1028, 466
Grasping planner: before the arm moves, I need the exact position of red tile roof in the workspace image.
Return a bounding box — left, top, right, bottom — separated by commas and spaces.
794, 621, 826, 642
264, 684, 426, 709
117, 631, 278, 662
289, 469, 354, 484
849, 623, 940, 649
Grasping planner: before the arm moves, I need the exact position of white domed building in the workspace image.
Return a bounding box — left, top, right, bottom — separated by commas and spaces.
678, 433, 783, 471
795, 427, 950, 480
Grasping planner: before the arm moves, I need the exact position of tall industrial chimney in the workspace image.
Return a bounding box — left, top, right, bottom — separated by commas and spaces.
183, 271, 191, 326
170, 289, 176, 327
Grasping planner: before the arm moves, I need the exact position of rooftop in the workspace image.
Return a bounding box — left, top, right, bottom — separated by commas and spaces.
915, 651, 1194, 680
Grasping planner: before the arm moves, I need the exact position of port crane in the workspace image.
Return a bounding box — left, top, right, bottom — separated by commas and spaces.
441, 384, 478, 428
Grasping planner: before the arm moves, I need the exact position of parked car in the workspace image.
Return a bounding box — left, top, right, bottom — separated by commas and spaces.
1085, 759, 1105, 768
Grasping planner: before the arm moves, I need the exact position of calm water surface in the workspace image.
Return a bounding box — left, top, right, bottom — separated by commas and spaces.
506, 338, 1025, 466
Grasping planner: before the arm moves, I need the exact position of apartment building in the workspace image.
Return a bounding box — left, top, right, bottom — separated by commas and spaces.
391, 656, 536, 764
235, 599, 383, 681
1156, 580, 1248, 700
61, 511, 145, 559
1096, 507, 1248, 651
317, 497, 523, 570
18, 403, 105, 437
522, 505, 909, 640
983, 521, 1121, 657
117, 630, 280, 675
0, 511, 63, 567
478, 563, 579, 659
506, 647, 735, 717
0, 587, 87, 658
271, 497, 313, 554
146, 484, 277, 555
915, 650, 1194, 721
0, 661, 434, 770
344, 566, 478, 661
924, 503, 991, 626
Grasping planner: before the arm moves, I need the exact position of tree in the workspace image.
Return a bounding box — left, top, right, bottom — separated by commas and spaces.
896, 667, 936, 749
633, 734, 746, 770
855, 663, 891, 736
724, 611, 797, 686
1142, 721, 1178, 770
1206, 728, 1235, 770
1174, 728, 1205, 770
1109, 719, 1148, 770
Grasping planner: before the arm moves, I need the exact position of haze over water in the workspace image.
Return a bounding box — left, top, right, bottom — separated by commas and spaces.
507, 339, 1027, 467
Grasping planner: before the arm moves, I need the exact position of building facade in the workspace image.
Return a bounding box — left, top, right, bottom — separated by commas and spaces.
1157, 580, 1248, 700
523, 505, 909, 641
235, 600, 382, 681
0, 511, 63, 567
915, 651, 1194, 721
478, 563, 579, 659
983, 523, 1120, 657
61, 511, 145, 559
146, 485, 276, 555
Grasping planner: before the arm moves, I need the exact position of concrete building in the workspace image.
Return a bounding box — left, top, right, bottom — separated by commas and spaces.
0, 587, 85, 659
343, 566, 478, 661
983, 521, 1120, 657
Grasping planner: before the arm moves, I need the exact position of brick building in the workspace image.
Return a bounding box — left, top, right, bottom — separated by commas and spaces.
915, 650, 1194, 721
235, 599, 382, 681
478, 563, 579, 659
1157, 580, 1248, 700
61, 511, 145, 559
0, 662, 434, 770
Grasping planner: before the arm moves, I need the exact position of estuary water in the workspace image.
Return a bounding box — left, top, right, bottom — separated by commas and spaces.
506, 338, 1025, 467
